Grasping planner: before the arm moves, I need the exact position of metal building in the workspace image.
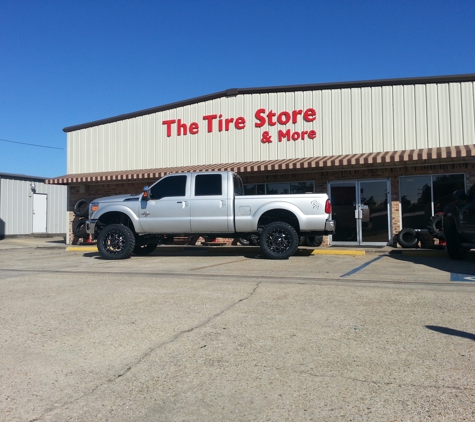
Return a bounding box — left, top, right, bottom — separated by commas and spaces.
47, 74, 475, 247
0, 172, 67, 238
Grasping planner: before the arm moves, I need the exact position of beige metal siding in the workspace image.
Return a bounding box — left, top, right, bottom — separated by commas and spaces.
67, 81, 475, 175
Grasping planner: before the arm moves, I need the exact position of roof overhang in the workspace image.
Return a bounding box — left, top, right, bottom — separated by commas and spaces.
45, 145, 475, 185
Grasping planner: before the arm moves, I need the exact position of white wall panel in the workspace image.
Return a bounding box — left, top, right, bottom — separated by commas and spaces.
0, 178, 67, 236
67, 81, 475, 175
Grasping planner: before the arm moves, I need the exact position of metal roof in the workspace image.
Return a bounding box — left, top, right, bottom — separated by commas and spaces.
63, 73, 475, 133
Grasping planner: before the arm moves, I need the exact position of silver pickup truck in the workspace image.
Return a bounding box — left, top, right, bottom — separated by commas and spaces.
86, 171, 335, 260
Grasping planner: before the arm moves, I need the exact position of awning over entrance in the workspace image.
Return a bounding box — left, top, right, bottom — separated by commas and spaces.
45, 144, 475, 185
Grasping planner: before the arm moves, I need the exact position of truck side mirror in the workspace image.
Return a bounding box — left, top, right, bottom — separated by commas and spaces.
142, 186, 150, 201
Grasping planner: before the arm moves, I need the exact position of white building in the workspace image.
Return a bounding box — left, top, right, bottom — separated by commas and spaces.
0, 172, 67, 238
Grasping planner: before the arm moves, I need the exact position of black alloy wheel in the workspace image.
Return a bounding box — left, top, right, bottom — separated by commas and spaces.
97, 224, 136, 260
259, 221, 299, 259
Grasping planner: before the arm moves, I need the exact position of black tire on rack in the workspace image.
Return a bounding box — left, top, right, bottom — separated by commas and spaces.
397, 228, 419, 248
427, 215, 444, 240
72, 219, 88, 238
73, 199, 89, 217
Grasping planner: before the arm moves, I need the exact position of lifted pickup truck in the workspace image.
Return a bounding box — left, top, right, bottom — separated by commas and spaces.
443, 184, 475, 259
86, 171, 335, 260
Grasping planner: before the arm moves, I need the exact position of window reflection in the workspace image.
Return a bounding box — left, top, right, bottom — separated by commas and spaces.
400, 174, 465, 229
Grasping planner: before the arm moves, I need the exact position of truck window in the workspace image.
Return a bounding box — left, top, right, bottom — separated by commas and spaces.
195, 174, 222, 196
233, 173, 244, 196
150, 175, 187, 199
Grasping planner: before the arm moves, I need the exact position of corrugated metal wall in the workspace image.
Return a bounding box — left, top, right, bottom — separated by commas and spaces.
67, 81, 475, 174
0, 178, 67, 236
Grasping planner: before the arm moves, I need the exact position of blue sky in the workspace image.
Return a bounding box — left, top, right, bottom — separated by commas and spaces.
1, 0, 474, 178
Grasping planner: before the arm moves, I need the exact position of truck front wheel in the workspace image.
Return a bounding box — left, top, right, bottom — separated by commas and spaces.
259, 221, 299, 259
97, 224, 136, 260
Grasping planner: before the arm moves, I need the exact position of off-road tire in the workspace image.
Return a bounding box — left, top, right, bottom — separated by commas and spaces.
259, 221, 299, 259
72, 218, 88, 238
73, 199, 89, 217
444, 219, 469, 260
427, 215, 444, 240
97, 224, 135, 260
397, 228, 419, 248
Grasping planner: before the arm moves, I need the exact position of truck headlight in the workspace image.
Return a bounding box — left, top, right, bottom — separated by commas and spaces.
90, 202, 99, 216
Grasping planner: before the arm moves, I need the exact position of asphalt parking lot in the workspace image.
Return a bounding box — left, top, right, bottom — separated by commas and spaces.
1, 239, 474, 421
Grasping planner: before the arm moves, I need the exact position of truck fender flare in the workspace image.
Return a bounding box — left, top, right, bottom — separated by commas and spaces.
94, 205, 141, 232
252, 201, 304, 226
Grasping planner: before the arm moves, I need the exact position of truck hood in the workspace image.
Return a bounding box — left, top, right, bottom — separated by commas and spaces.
93, 194, 141, 203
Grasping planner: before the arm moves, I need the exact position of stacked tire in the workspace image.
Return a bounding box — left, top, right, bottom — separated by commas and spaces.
397, 228, 419, 248
72, 199, 89, 239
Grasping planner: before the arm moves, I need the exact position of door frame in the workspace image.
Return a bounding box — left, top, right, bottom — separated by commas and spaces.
328, 179, 391, 246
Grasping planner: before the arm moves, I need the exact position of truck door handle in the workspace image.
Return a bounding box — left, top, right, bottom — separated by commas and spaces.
141, 211, 150, 216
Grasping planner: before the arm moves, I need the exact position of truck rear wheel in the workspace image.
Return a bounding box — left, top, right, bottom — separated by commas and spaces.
97, 224, 135, 260
259, 221, 298, 259
445, 219, 469, 260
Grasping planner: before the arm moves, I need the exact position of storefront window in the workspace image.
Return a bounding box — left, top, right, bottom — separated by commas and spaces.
244, 181, 314, 195
400, 174, 465, 229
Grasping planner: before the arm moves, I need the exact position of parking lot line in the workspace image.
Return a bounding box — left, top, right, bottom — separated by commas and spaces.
340, 255, 385, 277
450, 273, 475, 282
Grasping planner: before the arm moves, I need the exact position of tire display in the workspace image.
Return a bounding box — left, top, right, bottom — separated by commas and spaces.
72, 219, 88, 238
97, 224, 136, 260
259, 221, 299, 259
427, 215, 444, 239
73, 199, 89, 217
444, 219, 469, 260
397, 228, 419, 248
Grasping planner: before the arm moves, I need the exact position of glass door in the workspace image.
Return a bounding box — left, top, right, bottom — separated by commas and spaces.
329, 180, 391, 246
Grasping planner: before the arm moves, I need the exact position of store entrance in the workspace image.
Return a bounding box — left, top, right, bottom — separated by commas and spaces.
329, 180, 391, 246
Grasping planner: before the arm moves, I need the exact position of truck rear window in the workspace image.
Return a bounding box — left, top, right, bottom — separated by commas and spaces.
195, 174, 222, 196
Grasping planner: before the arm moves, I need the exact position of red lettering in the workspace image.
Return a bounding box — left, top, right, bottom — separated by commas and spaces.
304, 108, 316, 122
292, 109, 303, 123
267, 110, 277, 126
235, 117, 246, 129
278, 129, 291, 142
203, 114, 217, 133
162, 119, 176, 137
189, 122, 199, 135
291, 131, 300, 141
177, 119, 187, 136
278, 129, 316, 141
255, 108, 266, 128
277, 111, 291, 125
224, 117, 234, 131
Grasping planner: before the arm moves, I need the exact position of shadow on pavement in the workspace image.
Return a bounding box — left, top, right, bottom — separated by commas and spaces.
426, 325, 475, 341
387, 250, 475, 277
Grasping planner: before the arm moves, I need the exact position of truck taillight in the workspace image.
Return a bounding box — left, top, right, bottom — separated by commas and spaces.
325, 199, 331, 214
